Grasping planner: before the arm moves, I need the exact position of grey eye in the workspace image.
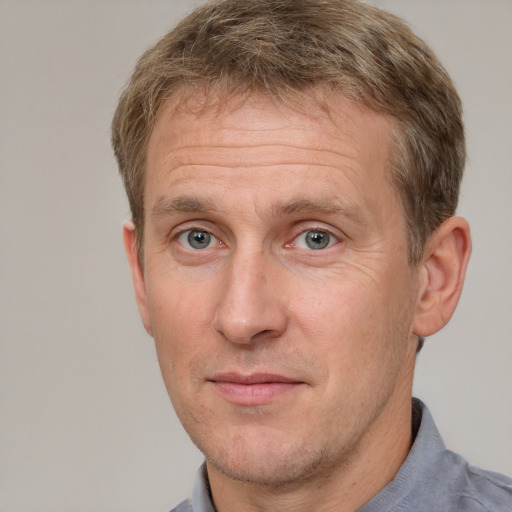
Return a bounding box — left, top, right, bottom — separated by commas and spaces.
178, 229, 215, 250
294, 230, 334, 250
305, 230, 331, 249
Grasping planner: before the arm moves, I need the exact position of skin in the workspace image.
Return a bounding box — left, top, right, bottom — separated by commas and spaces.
124, 93, 471, 512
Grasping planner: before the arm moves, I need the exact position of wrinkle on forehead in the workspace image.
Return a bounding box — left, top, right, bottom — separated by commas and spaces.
147, 99, 384, 185
150, 90, 391, 155
156, 146, 364, 180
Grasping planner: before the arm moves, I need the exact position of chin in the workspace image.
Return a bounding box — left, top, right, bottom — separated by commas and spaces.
200, 432, 339, 488
209, 455, 322, 487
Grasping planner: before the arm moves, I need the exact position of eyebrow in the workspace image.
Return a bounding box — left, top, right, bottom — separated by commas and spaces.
151, 195, 368, 225
272, 198, 369, 225
151, 195, 217, 218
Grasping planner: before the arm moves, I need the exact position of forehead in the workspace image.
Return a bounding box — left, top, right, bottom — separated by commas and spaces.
148, 92, 394, 165
145, 93, 399, 221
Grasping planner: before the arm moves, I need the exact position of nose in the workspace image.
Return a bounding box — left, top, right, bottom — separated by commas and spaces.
213, 250, 288, 345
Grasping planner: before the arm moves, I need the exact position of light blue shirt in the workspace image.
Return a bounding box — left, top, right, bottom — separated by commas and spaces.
171, 400, 512, 512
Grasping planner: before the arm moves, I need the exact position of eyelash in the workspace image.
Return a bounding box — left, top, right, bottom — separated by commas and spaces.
173, 225, 341, 252
289, 228, 339, 250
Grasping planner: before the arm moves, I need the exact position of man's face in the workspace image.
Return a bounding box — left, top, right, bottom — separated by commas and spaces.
132, 94, 422, 486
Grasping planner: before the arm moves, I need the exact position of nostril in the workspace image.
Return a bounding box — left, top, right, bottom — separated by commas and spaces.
250, 328, 281, 342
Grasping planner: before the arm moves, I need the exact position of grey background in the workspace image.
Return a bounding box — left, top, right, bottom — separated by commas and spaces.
1, 1, 511, 511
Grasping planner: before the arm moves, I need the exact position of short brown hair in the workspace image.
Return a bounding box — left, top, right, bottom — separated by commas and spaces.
111, 0, 465, 264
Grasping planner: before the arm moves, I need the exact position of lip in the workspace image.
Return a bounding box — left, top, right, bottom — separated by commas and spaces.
208, 373, 304, 406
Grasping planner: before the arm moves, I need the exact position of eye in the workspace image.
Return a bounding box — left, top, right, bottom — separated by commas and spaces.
177, 229, 218, 250
293, 229, 337, 250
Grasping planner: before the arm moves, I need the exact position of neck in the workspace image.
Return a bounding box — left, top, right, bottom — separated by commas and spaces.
207, 380, 415, 512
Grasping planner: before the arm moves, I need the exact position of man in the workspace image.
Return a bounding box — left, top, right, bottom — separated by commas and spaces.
111, 0, 512, 510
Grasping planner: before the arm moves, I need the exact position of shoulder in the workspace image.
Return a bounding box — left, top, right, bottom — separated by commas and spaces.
362, 401, 512, 512
169, 498, 193, 512
412, 428, 512, 511
416, 401, 512, 511
384, 446, 512, 512
404, 432, 512, 512
452, 463, 512, 512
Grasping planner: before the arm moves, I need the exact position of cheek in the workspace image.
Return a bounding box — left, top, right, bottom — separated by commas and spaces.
292, 269, 410, 372
148, 267, 215, 337
292, 274, 380, 340
146, 277, 215, 389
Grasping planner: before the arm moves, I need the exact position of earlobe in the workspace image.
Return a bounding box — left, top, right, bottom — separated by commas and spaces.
122, 221, 153, 337
412, 216, 472, 338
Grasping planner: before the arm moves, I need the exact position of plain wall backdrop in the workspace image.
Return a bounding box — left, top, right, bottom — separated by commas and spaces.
1, 1, 511, 511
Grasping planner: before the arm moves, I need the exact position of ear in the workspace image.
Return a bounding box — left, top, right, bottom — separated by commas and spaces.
412, 216, 471, 337
122, 221, 153, 336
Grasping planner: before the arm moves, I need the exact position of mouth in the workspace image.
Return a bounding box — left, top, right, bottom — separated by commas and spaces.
208, 372, 305, 406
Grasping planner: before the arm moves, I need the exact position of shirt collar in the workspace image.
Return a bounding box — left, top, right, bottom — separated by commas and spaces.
359, 398, 446, 511
191, 463, 216, 512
